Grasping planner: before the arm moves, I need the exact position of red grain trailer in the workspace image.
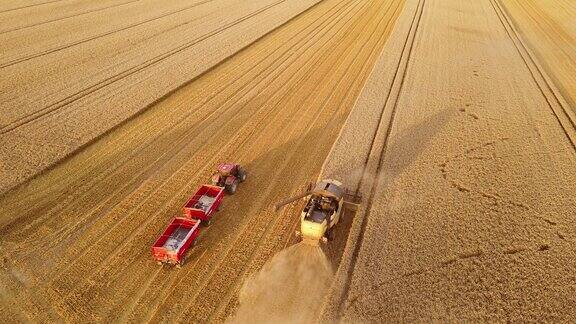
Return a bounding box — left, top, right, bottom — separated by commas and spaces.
182, 184, 224, 225
151, 217, 201, 267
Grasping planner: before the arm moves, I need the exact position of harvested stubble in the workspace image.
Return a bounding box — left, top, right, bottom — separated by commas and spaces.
0, 0, 323, 193
0, 0, 403, 322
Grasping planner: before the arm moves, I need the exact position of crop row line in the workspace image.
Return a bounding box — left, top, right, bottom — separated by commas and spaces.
0, 0, 142, 35
0, 0, 66, 13
334, 0, 427, 317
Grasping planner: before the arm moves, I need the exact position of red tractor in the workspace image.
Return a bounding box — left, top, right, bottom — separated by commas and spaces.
211, 163, 247, 194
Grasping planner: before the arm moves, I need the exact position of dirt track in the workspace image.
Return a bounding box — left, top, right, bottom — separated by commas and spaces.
320, 0, 576, 321
0, 0, 403, 322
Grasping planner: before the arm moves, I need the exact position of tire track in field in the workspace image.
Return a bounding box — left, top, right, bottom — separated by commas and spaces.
490, 0, 576, 149
121, 247, 209, 323
114, 265, 163, 323
0, 0, 275, 122
0, 0, 219, 65
504, 0, 576, 112
517, 0, 575, 46
334, 0, 425, 316
0, 0, 142, 34
324, 0, 575, 320
0, 0, 289, 135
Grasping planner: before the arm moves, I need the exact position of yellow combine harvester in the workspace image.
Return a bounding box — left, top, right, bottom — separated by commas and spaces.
275, 179, 360, 246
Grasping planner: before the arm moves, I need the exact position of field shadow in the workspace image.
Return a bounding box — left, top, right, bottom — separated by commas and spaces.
381, 108, 452, 185
319, 108, 453, 269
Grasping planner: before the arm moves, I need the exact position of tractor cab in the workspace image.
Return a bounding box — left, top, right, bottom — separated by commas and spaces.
211, 163, 247, 194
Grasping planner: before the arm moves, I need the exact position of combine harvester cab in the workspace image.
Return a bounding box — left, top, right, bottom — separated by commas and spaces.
275, 179, 358, 246
183, 184, 224, 225
299, 180, 345, 245
151, 217, 201, 267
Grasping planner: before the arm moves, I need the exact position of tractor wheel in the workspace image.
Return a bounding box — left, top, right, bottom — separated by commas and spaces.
226, 182, 237, 194
238, 168, 247, 182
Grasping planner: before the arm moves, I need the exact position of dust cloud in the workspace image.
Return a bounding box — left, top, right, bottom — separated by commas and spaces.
229, 243, 333, 323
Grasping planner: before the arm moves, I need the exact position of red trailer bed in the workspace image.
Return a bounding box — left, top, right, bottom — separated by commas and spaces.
151, 217, 200, 266
183, 184, 224, 224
